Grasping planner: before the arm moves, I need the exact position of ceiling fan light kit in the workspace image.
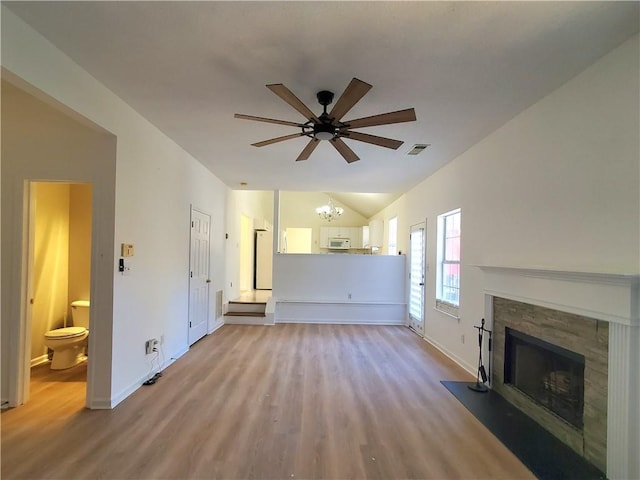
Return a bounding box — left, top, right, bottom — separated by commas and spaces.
235, 77, 417, 163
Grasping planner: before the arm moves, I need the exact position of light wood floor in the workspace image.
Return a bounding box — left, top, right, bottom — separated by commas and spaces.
1, 324, 533, 479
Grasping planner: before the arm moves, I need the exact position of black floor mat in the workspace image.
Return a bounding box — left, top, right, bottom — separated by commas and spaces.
441, 381, 605, 480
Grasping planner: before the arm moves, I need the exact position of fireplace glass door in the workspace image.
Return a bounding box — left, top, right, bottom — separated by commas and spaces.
504, 327, 585, 429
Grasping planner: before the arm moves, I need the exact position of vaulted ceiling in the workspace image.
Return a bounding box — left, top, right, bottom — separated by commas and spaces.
4, 1, 639, 215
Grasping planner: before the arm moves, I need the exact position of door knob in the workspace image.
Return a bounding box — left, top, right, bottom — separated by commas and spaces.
206, 279, 211, 283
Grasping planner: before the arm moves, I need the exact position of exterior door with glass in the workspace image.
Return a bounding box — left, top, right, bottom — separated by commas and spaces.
408, 223, 426, 334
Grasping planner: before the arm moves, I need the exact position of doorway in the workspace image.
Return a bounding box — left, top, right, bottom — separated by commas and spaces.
23, 181, 93, 405
284, 227, 312, 254
408, 223, 426, 335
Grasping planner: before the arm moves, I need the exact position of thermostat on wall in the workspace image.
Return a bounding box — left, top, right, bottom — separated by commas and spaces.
121, 243, 134, 257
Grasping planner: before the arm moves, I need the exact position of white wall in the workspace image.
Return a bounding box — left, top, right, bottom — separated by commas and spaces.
1, 8, 229, 407
273, 253, 406, 324
30, 183, 71, 364
401, 34, 639, 374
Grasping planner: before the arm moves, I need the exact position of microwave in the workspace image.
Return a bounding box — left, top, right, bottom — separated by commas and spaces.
329, 238, 351, 250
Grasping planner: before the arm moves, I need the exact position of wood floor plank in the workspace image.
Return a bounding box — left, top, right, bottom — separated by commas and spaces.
1, 324, 534, 479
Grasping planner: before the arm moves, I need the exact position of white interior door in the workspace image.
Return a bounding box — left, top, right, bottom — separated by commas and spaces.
188, 208, 211, 345
408, 223, 426, 334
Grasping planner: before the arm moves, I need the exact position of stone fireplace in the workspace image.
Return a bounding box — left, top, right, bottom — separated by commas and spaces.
493, 297, 607, 471
478, 265, 639, 480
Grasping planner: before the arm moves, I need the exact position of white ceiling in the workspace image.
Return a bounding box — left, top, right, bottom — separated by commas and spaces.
4, 1, 639, 215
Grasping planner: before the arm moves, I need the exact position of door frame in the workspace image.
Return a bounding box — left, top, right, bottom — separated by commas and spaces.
12, 181, 96, 407
187, 206, 212, 345
408, 221, 427, 335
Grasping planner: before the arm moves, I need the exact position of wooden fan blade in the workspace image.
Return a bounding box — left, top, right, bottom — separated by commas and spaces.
331, 137, 360, 163
344, 108, 416, 129
267, 84, 320, 122
340, 131, 404, 150
328, 77, 372, 123
234, 113, 305, 128
251, 133, 304, 147
296, 138, 320, 161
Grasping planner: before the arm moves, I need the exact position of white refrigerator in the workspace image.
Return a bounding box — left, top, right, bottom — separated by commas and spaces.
255, 230, 273, 290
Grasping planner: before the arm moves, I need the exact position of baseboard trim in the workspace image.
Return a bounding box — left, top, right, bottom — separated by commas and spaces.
208, 319, 224, 334
423, 335, 476, 378
276, 319, 405, 325
224, 315, 272, 325
108, 346, 189, 409
88, 397, 113, 410
30, 354, 50, 368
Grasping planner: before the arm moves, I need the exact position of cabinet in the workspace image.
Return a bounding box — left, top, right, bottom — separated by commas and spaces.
349, 227, 363, 248
319, 227, 330, 248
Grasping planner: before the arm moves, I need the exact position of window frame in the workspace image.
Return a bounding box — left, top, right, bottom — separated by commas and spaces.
436, 208, 461, 317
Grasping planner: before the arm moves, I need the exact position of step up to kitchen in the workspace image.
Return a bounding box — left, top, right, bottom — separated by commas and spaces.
227, 301, 266, 315
225, 311, 265, 317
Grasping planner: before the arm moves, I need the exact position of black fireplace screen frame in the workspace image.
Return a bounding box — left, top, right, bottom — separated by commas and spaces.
504, 327, 586, 430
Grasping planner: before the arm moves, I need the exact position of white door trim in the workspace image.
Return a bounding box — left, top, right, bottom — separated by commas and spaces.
13, 181, 96, 408
408, 221, 426, 335
188, 206, 211, 345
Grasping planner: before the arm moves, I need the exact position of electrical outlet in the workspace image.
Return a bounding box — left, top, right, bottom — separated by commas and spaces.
348, 293, 352, 300
461, 334, 465, 344
145, 338, 158, 355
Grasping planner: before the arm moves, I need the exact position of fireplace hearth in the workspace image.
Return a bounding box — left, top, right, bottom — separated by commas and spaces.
504, 327, 585, 429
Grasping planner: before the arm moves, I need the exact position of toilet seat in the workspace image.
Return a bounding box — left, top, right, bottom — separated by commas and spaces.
44, 326, 87, 340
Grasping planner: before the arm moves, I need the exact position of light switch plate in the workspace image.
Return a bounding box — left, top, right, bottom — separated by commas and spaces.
121, 243, 134, 257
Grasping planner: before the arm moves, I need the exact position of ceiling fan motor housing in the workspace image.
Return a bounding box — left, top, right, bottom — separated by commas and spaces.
317, 90, 334, 107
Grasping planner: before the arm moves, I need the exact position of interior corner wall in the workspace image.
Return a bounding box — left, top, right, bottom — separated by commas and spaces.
403, 33, 640, 374
2, 7, 229, 407
368, 195, 409, 255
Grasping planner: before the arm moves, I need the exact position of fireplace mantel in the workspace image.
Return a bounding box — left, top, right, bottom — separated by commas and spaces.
475, 265, 639, 326
477, 264, 640, 479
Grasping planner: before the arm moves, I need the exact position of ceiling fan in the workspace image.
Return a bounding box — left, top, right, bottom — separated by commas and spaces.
234, 78, 416, 163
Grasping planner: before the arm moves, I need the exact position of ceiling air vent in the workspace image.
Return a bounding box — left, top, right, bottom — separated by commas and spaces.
407, 144, 430, 155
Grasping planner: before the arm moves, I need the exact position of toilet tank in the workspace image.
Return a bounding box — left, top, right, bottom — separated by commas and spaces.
71, 300, 90, 328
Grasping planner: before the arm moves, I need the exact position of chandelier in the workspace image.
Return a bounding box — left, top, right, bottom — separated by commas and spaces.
316, 197, 344, 222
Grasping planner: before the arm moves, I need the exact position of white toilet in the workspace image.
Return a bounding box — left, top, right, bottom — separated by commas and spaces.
44, 300, 90, 370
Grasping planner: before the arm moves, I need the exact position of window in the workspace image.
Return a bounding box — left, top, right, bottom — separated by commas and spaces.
388, 216, 398, 255
436, 208, 461, 316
